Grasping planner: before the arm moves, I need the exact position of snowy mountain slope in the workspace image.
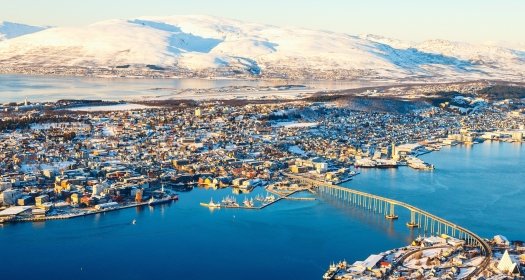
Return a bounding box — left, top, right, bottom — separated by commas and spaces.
0, 15, 523, 81
0, 21, 47, 40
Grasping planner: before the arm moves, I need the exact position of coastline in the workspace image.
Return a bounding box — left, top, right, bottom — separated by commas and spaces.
2, 199, 178, 224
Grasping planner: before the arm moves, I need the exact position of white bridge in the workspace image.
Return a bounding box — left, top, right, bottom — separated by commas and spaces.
284, 173, 492, 279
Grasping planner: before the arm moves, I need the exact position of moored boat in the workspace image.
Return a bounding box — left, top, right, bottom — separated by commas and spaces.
243, 197, 254, 208
200, 198, 221, 208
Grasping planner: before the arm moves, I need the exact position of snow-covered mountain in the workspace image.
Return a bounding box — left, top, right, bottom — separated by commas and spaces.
0, 15, 523, 81
0, 21, 47, 40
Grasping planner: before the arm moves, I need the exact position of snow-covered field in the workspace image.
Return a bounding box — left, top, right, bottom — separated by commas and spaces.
21, 161, 76, 173
273, 122, 319, 128
30, 122, 88, 130
66, 103, 157, 111
288, 145, 307, 155
153, 87, 316, 100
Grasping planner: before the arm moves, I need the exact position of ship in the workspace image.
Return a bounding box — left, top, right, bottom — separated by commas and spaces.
148, 195, 179, 206
354, 158, 376, 168
406, 156, 435, 170
374, 159, 399, 168
200, 198, 221, 208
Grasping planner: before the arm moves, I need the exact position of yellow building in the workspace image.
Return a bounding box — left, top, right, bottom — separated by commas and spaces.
54, 180, 71, 193
290, 165, 308, 174
71, 193, 80, 204
512, 132, 523, 142
204, 178, 213, 186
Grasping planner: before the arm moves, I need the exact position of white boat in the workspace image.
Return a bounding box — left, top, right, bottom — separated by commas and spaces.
323, 262, 338, 280
355, 157, 376, 168
411, 162, 434, 170
221, 196, 239, 207
264, 193, 276, 203
200, 198, 221, 208
374, 159, 399, 168
148, 197, 157, 206
243, 197, 254, 207
406, 156, 434, 170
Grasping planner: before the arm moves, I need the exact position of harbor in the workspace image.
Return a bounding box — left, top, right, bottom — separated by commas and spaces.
0, 141, 523, 280
0, 195, 178, 223
200, 183, 315, 210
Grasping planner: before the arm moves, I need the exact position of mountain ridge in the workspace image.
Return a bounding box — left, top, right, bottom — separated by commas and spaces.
0, 15, 523, 81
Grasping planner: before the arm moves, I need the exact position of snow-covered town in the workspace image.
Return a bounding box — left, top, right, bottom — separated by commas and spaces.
0, 92, 524, 219
324, 234, 524, 279
0, 89, 523, 279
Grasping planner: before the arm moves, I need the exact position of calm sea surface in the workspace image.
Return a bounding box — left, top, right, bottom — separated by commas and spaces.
348, 141, 525, 240
0, 74, 379, 103
0, 142, 523, 280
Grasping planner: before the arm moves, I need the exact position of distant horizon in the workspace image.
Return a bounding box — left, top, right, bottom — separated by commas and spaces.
1, 0, 524, 45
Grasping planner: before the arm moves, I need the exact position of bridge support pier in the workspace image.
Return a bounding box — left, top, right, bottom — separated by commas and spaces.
406, 210, 419, 228
385, 203, 398, 220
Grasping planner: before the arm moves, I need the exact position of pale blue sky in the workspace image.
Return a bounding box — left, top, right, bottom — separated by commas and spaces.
1, 0, 524, 43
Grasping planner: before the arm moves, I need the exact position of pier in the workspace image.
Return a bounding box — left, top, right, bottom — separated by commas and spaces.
284, 173, 492, 279
206, 188, 313, 210
6, 200, 175, 223
221, 196, 285, 210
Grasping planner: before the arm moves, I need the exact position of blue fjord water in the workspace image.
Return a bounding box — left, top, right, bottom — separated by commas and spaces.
348, 141, 525, 240
0, 142, 523, 280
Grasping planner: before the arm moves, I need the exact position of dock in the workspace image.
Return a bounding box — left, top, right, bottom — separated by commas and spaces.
204, 188, 313, 211
5, 199, 175, 224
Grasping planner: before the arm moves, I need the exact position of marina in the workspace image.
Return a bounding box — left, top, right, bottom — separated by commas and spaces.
200, 186, 312, 210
